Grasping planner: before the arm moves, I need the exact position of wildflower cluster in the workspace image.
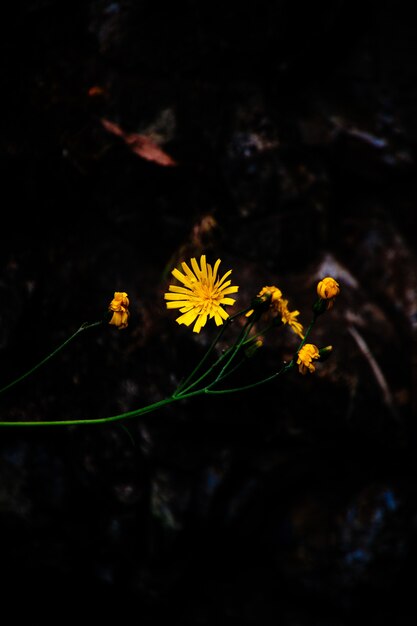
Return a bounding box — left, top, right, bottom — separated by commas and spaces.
0, 255, 340, 428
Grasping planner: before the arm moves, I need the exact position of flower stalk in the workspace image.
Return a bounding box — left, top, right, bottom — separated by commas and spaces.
0, 321, 103, 396
0, 265, 340, 428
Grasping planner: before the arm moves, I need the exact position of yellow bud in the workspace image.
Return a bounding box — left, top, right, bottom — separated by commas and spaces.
108, 291, 130, 329
316, 277, 340, 300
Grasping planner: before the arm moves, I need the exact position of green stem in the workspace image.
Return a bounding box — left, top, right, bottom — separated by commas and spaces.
205, 312, 319, 396
175, 322, 258, 397
213, 317, 254, 383
0, 393, 178, 427
205, 362, 293, 395
174, 348, 231, 397
284, 314, 318, 370
174, 307, 250, 395
0, 309, 321, 429
0, 321, 103, 396
298, 314, 317, 351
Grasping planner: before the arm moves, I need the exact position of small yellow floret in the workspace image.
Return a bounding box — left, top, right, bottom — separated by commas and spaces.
317, 277, 340, 300
109, 291, 130, 329
297, 343, 320, 375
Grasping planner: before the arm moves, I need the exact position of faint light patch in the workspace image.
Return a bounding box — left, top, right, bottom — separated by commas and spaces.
104, 2, 120, 15
141, 107, 177, 144
95, 563, 114, 585
151, 470, 190, 532
1, 442, 28, 467
347, 128, 388, 149
194, 465, 224, 518
122, 379, 139, 396
345, 547, 369, 566
106, 516, 121, 542
340, 484, 400, 579
0, 442, 32, 517
315, 252, 359, 289
226, 478, 259, 523
113, 482, 141, 505
139, 424, 153, 455
25, 280, 36, 295
117, 378, 140, 412
206, 466, 223, 494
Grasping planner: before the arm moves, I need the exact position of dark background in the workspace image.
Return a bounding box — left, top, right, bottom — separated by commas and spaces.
1, 1, 417, 623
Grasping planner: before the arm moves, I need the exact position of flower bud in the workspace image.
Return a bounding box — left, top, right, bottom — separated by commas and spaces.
108, 291, 130, 329
318, 345, 333, 361
317, 277, 340, 300
314, 277, 340, 314
245, 339, 263, 358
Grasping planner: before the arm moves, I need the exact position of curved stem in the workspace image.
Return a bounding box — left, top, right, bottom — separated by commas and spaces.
174, 348, 230, 397
205, 361, 294, 395
241, 321, 275, 345
298, 314, 317, 351
0, 394, 176, 427
0, 321, 103, 396
284, 314, 318, 371
0, 309, 322, 429
174, 307, 250, 395
213, 318, 254, 383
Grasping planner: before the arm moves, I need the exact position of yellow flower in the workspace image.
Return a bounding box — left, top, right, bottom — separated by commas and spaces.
246, 285, 304, 338
164, 255, 239, 333
317, 276, 340, 303
279, 300, 304, 339
246, 285, 282, 318
297, 343, 320, 374
260, 285, 283, 303
108, 291, 130, 329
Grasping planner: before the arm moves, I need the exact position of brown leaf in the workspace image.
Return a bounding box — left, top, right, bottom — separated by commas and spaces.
101, 118, 177, 166
101, 118, 125, 137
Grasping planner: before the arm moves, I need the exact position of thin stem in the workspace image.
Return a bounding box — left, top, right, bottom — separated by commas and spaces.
241, 322, 274, 345
205, 361, 294, 395
0, 394, 176, 427
0, 387, 209, 428
174, 307, 250, 395
283, 314, 318, 371
175, 322, 260, 397
298, 314, 317, 350
0, 321, 103, 396
174, 348, 231, 397
213, 317, 254, 383
0, 307, 322, 429
211, 356, 245, 386
174, 325, 227, 395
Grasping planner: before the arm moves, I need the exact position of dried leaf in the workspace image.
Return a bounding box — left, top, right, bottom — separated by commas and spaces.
88, 85, 106, 97
101, 118, 177, 166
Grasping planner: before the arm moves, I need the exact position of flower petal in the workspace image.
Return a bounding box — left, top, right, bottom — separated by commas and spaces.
212, 258, 221, 282
175, 309, 199, 326
181, 261, 197, 282
219, 297, 236, 306
219, 286, 239, 295
172, 267, 191, 286
165, 300, 191, 309
192, 314, 205, 333
217, 269, 232, 287
168, 285, 194, 294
